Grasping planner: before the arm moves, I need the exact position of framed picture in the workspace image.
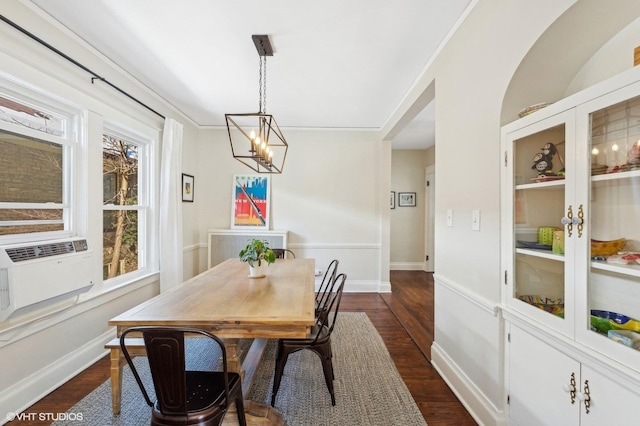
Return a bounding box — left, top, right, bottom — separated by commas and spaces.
390, 191, 396, 209
231, 174, 270, 229
182, 173, 194, 202
398, 192, 416, 207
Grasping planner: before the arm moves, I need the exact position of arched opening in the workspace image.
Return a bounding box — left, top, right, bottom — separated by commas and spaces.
502, 1, 640, 124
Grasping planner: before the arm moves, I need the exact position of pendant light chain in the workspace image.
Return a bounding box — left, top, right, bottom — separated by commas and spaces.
258, 55, 267, 114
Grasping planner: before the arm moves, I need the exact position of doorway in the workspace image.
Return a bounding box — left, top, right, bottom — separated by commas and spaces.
424, 165, 435, 272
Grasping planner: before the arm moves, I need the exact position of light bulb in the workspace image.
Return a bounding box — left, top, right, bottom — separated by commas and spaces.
612, 144, 619, 152
249, 130, 256, 140
591, 147, 599, 155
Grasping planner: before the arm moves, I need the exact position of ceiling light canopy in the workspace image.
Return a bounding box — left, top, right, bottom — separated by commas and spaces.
226, 35, 288, 174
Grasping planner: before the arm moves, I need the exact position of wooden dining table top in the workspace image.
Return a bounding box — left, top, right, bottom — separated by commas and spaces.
108, 258, 316, 339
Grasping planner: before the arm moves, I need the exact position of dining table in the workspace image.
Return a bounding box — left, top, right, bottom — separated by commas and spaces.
107, 257, 316, 423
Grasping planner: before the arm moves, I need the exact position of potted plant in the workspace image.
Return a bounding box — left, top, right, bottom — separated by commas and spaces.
239, 238, 276, 278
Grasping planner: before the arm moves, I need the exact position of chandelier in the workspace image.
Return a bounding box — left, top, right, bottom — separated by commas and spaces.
226, 35, 288, 174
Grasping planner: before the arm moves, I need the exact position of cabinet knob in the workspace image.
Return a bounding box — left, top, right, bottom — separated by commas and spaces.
563, 206, 574, 237
582, 379, 591, 414
576, 204, 584, 238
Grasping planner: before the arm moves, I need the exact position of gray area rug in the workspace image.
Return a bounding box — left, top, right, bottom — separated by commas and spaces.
54, 312, 427, 425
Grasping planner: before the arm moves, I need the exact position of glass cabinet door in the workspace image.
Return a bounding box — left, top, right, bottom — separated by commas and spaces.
505, 110, 575, 337
576, 86, 640, 368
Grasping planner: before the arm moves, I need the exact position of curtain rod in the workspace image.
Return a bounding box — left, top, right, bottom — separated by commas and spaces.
0, 14, 165, 120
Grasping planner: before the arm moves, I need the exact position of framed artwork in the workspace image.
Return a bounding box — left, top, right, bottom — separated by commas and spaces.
182, 173, 194, 202
398, 192, 416, 207
231, 174, 270, 229
390, 191, 396, 209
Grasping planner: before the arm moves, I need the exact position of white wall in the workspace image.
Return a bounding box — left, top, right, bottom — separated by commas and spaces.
180, 122, 202, 279
383, 0, 577, 423
566, 16, 640, 96
196, 128, 390, 292
390, 149, 427, 269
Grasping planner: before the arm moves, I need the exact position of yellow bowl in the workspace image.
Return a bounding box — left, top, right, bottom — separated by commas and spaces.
591, 239, 625, 257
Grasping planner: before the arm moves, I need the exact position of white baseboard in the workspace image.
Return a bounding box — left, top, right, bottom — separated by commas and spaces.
0, 330, 113, 424
390, 262, 424, 271
339, 279, 390, 293
431, 342, 506, 426
378, 280, 391, 293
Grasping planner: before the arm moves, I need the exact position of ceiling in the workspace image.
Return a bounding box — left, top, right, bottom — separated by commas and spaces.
28, 0, 472, 149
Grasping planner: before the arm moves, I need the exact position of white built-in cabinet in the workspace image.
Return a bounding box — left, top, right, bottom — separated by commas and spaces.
508, 324, 640, 425
501, 67, 640, 425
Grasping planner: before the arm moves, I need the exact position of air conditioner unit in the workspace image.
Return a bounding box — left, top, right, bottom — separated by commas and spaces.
0, 238, 94, 322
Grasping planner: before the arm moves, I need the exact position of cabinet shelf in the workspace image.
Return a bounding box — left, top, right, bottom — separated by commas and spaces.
591, 168, 640, 184
516, 247, 564, 261
591, 260, 640, 278
516, 179, 565, 191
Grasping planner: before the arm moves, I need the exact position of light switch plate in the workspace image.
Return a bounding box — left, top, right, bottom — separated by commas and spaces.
472, 209, 480, 231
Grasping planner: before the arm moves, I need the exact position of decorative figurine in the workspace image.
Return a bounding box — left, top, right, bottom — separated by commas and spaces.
532, 150, 554, 174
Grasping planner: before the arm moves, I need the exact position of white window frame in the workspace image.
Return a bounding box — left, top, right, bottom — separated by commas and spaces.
0, 75, 81, 245
102, 121, 155, 286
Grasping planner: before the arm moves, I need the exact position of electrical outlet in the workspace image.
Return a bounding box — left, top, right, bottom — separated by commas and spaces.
315, 269, 323, 276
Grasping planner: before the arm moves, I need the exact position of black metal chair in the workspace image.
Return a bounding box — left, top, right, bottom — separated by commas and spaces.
120, 327, 247, 426
270, 273, 346, 407
272, 248, 296, 259
315, 259, 339, 321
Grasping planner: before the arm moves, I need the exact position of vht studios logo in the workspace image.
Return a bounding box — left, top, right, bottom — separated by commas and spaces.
6, 412, 84, 422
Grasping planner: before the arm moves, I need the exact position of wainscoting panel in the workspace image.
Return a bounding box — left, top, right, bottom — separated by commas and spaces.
197, 241, 387, 293
207, 229, 288, 269
182, 243, 201, 280
431, 274, 505, 426
0, 279, 158, 422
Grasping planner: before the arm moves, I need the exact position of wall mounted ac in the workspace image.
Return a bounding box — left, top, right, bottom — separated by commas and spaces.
0, 238, 94, 322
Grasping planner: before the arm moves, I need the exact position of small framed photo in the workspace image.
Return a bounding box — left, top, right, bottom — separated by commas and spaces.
182, 173, 194, 202
390, 191, 396, 209
398, 192, 416, 207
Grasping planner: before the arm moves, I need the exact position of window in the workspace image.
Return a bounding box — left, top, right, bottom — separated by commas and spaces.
0, 90, 77, 240
102, 126, 150, 281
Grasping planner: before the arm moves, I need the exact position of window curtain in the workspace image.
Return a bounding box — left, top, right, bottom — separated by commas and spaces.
159, 118, 184, 292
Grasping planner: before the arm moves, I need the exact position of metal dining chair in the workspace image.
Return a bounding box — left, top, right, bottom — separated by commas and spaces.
270, 273, 347, 406
120, 326, 247, 426
272, 248, 296, 259
315, 259, 339, 321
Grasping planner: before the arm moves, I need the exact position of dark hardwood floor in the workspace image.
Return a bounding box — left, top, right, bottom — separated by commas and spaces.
15, 270, 476, 425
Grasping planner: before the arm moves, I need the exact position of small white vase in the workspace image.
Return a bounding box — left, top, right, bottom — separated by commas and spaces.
248, 263, 265, 278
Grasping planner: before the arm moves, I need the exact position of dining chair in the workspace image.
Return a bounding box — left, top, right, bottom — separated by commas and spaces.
120, 326, 247, 426
272, 248, 296, 259
270, 273, 347, 407
315, 259, 339, 320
